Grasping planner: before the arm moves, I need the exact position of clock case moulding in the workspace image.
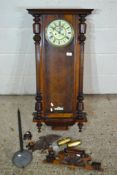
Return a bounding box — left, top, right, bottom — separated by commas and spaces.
27, 9, 93, 132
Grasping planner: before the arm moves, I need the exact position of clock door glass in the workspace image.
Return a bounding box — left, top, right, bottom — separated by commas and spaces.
45, 19, 74, 47
43, 16, 75, 114
44, 49, 74, 113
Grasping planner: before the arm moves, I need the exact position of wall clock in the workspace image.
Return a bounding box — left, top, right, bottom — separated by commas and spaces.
27, 9, 93, 132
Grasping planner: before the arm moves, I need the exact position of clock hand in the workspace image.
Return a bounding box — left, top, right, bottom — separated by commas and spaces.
50, 26, 56, 30
55, 27, 65, 36
53, 26, 65, 38
59, 30, 65, 36
55, 30, 65, 37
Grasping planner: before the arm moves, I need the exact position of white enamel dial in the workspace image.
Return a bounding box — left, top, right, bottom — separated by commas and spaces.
45, 19, 74, 47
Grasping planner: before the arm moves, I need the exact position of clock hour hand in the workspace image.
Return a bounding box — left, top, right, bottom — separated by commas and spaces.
50, 26, 56, 31
55, 27, 65, 36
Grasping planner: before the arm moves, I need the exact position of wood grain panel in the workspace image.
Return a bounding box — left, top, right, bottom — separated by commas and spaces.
42, 15, 75, 114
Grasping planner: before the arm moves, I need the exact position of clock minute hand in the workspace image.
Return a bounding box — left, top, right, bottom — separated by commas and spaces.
59, 30, 65, 37
56, 27, 65, 36
56, 30, 65, 37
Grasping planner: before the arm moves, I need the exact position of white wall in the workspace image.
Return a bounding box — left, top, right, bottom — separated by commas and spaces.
0, 0, 117, 94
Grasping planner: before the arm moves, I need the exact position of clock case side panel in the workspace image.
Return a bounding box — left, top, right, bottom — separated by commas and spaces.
41, 14, 80, 129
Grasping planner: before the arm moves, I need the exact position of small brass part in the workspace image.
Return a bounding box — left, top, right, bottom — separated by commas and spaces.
57, 137, 71, 146
67, 140, 81, 147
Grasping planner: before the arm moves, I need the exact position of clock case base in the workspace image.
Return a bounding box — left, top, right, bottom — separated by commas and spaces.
33, 112, 87, 132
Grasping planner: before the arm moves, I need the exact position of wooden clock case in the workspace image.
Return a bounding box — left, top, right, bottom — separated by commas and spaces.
27, 9, 93, 132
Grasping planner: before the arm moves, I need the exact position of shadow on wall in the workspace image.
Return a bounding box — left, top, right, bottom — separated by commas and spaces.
10, 9, 36, 94
84, 9, 100, 94
83, 9, 101, 126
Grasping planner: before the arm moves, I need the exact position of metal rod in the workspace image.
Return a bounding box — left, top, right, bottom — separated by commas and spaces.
17, 109, 23, 152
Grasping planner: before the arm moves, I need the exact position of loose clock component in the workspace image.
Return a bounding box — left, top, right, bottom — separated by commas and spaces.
67, 140, 81, 147
57, 137, 71, 146
12, 109, 32, 168
45, 19, 74, 47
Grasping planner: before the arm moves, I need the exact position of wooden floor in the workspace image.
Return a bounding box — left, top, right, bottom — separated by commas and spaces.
0, 95, 116, 175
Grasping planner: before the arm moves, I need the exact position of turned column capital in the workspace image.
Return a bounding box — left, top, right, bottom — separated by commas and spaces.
33, 15, 41, 44
78, 14, 87, 44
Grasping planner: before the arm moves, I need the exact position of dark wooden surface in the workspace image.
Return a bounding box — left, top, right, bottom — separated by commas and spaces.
28, 9, 93, 131
43, 15, 75, 114
27, 9, 93, 15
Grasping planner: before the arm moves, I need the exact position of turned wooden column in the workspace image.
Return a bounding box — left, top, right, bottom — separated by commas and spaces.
76, 14, 87, 132
32, 14, 43, 131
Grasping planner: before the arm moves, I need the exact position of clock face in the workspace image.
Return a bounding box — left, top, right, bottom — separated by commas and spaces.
45, 19, 74, 47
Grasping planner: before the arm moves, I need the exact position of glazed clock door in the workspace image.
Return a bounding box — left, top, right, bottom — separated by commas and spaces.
42, 15, 78, 120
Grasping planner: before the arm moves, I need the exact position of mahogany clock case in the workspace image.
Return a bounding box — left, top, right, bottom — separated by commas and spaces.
27, 9, 93, 131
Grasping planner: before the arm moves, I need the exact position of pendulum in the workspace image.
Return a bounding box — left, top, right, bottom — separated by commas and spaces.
12, 109, 33, 168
